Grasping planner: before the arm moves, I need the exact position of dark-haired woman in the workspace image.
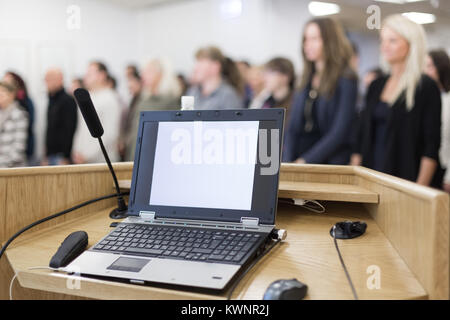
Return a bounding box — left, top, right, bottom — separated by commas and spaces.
283, 18, 358, 164
3, 71, 35, 163
425, 49, 450, 190
187, 46, 244, 110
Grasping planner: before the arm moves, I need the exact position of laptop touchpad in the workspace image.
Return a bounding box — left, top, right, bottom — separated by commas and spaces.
107, 257, 150, 272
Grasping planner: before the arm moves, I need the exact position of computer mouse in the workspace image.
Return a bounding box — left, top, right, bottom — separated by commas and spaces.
330, 221, 367, 239
263, 278, 308, 300
49, 231, 88, 268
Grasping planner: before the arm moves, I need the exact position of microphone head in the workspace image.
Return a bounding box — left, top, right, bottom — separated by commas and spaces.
74, 88, 104, 138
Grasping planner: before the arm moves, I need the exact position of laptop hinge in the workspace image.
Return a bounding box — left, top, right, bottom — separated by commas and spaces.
240, 217, 259, 226
139, 211, 155, 221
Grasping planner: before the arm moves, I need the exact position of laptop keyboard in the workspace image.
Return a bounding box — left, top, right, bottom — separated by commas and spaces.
92, 223, 264, 265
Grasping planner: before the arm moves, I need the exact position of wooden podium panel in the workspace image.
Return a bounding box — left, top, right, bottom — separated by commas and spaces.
1, 163, 448, 299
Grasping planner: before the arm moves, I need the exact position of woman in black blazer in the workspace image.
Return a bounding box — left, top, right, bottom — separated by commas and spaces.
352, 15, 442, 187
283, 17, 357, 164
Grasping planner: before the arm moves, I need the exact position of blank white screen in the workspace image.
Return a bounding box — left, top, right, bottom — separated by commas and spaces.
149, 121, 259, 210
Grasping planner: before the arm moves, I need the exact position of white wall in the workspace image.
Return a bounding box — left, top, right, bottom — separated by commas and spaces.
0, 0, 139, 160
136, 0, 311, 75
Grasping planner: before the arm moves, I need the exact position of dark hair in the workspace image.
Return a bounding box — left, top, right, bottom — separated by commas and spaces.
237, 60, 251, 68
351, 41, 359, 56
5, 71, 28, 101
107, 74, 117, 89
429, 49, 450, 93
265, 57, 296, 89
195, 46, 245, 96
368, 67, 385, 79
91, 61, 109, 75
127, 65, 140, 79
73, 77, 84, 88
177, 73, 189, 95
300, 18, 355, 98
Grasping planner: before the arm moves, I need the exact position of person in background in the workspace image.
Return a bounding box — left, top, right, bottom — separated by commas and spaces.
186, 46, 244, 110
107, 73, 126, 114
69, 78, 84, 96
124, 58, 181, 161
283, 17, 358, 165
350, 42, 360, 74
424, 49, 450, 191
251, 57, 295, 116
363, 67, 385, 91
352, 15, 442, 188
119, 67, 142, 161
236, 60, 253, 107
107, 74, 117, 90
126, 65, 139, 80
177, 73, 189, 96
3, 71, 35, 164
0, 81, 28, 168
72, 61, 122, 164
247, 65, 267, 109
42, 68, 78, 166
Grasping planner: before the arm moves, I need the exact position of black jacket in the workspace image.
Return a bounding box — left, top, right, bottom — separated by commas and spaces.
45, 88, 77, 159
284, 76, 358, 164
354, 74, 442, 187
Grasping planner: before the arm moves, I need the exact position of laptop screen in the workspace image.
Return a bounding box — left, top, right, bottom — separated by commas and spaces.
128, 109, 284, 225
149, 121, 259, 211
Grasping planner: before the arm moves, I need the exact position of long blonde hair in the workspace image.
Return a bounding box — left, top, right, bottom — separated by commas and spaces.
381, 14, 427, 110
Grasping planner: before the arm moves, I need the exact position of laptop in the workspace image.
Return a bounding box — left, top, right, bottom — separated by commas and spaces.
65, 108, 284, 291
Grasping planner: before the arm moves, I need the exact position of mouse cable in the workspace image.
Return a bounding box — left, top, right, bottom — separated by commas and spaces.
227, 237, 282, 300
0, 192, 130, 261
332, 226, 358, 300
278, 198, 326, 214
9, 266, 58, 300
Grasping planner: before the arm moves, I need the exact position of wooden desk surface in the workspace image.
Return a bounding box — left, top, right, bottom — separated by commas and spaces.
5, 201, 426, 300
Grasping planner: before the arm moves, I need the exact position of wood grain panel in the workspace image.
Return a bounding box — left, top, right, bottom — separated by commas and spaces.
1, 163, 448, 299
355, 171, 449, 300
278, 181, 378, 203
0, 177, 7, 242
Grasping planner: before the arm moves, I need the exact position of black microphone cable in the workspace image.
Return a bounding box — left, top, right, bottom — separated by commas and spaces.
98, 137, 128, 219
0, 192, 129, 261
73, 88, 128, 219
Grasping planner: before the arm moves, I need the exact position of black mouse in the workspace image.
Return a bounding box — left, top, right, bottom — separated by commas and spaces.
330, 221, 367, 239
263, 279, 308, 300
49, 231, 88, 268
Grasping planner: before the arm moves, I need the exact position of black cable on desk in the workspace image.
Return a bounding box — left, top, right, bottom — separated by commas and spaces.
0, 192, 130, 260
227, 238, 281, 300
332, 226, 358, 300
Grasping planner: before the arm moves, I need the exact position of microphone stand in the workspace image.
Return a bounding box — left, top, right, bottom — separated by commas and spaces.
98, 137, 128, 219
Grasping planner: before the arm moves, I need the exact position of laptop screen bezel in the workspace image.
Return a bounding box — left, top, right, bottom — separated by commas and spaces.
127, 109, 284, 225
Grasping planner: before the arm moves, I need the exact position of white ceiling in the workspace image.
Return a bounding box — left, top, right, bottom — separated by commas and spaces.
96, 0, 450, 31
336, 0, 450, 29
96, 0, 190, 9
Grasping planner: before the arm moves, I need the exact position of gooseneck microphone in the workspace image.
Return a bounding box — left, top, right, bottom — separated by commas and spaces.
74, 88, 128, 219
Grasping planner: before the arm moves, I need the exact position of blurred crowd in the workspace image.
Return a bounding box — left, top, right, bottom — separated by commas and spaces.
0, 14, 449, 190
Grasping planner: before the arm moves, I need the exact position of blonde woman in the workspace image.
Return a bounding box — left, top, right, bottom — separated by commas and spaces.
124, 57, 181, 161
352, 14, 442, 187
